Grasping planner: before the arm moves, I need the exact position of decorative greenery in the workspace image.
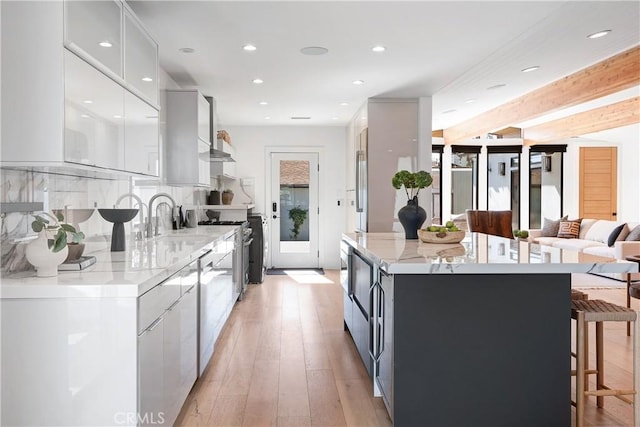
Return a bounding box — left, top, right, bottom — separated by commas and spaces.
31, 212, 85, 253
392, 170, 433, 200
513, 229, 529, 239
288, 206, 308, 240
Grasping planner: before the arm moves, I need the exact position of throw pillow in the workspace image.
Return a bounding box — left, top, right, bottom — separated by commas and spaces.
607, 223, 628, 247
557, 219, 582, 239
541, 215, 568, 237
626, 224, 640, 241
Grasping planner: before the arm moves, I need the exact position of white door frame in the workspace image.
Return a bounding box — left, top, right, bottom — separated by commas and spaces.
265, 146, 324, 268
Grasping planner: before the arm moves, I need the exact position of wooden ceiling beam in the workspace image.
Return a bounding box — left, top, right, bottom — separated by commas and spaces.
523, 96, 640, 143
443, 45, 640, 144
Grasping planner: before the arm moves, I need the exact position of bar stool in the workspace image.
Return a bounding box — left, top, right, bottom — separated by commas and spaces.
571, 289, 589, 301
627, 255, 640, 336
571, 299, 639, 427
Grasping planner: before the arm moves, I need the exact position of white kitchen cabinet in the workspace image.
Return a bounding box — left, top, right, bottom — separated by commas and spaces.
137, 265, 198, 426
138, 315, 165, 427
164, 286, 197, 425
1, 1, 159, 177
124, 7, 159, 106
166, 90, 212, 187
64, 50, 125, 170
124, 92, 160, 176
64, 0, 123, 79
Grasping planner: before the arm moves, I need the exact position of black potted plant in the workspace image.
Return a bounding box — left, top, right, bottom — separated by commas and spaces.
392, 170, 433, 239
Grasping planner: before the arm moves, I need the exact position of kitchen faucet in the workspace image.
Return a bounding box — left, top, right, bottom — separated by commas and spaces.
115, 193, 147, 240
154, 202, 172, 236
147, 193, 176, 237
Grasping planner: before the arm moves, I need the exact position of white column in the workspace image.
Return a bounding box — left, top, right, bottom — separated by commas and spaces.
418, 97, 433, 224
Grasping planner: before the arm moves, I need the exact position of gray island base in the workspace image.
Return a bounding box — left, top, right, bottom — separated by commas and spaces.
341, 232, 638, 426
388, 273, 569, 426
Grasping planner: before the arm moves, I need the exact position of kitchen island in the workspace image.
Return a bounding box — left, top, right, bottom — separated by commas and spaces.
1, 226, 239, 427
341, 232, 638, 427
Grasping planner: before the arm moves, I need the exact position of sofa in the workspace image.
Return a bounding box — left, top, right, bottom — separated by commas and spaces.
529, 218, 640, 280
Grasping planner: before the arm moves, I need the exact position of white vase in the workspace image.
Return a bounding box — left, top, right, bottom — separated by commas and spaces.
25, 231, 68, 277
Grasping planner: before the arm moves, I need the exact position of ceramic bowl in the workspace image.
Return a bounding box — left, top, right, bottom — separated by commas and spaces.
418, 229, 466, 244
98, 208, 139, 224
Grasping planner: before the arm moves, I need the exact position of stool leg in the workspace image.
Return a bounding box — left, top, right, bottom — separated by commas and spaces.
576, 311, 585, 427
584, 322, 590, 394
596, 321, 604, 408
628, 274, 632, 336
634, 316, 639, 426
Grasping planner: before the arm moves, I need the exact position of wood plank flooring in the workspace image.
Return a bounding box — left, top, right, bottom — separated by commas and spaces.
176, 271, 637, 426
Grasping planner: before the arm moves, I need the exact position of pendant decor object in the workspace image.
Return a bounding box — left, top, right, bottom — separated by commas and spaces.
398, 196, 427, 239
25, 231, 69, 277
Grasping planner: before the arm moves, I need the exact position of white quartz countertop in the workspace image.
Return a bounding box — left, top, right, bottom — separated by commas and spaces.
1, 225, 239, 299
343, 232, 640, 275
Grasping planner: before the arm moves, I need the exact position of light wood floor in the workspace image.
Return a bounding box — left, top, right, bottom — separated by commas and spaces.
176, 271, 638, 426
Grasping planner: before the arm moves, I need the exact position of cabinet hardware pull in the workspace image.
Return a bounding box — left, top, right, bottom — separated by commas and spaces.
145, 317, 162, 332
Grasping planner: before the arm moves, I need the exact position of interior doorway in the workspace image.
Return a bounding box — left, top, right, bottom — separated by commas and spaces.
269, 152, 319, 268
579, 146, 618, 220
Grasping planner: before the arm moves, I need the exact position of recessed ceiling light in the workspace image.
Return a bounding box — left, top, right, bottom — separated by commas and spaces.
442, 109, 457, 114
521, 66, 540, 73
83, 100, 93, 104
291, 116, 311, 120
264, 116, 271, 120
259, 101, 268, 105
300, 46, 328, 56
141, 77, 153, 82
252, 78, 264, 84
178, 47, 195, 54
243, 44, 257, 51
339, 102, 349, 106
99, 41, 112, 48
372, 46, 386, 52
80, 114, 90, 118
464, 99, 476, 104
487, 84, 506, 90
587, 30, 611, 39
352, 80, 365, 85
113, 115, 122, 119
332, 117, 339, 120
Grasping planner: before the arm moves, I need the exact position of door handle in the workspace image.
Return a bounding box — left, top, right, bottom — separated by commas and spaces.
272, 215, 278, 219
272, 202, 277, 212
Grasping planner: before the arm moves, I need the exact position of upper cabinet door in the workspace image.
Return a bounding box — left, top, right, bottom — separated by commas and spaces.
124, 92, 159, 176
64, 50, 125, 170
197, 95, 211, 144
124, 8, 159, 106
64, 0, 123, 78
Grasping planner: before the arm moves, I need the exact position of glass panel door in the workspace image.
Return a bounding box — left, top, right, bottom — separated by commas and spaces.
270, 152, 319, 268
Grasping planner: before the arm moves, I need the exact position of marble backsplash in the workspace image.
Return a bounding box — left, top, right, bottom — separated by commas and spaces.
1, 169, 209, 273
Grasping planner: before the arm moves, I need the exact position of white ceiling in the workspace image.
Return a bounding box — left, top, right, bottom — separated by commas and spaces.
128, 1, 640, 130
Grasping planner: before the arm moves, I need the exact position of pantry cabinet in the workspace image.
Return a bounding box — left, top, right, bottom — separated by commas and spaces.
1, 1, 159, 177
166, 90, 212, 187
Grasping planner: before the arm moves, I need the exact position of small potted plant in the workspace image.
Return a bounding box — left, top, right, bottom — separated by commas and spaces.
221, 188, 234, 205
392, 170, 433, 239
25, 212, 85, 276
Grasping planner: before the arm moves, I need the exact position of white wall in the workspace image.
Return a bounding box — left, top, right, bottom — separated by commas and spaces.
218, 125, 347, 269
